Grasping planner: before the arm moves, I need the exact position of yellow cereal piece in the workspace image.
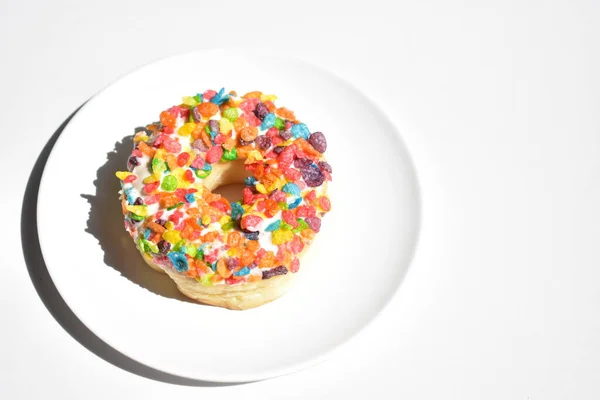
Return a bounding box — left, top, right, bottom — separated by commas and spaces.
115, 171, 131, 180
164, 221, 175, 230
219, 215, 232, 226
125, 205, 148, 216
182, 96, 198, 107
219, 118, 233, 134
142, 174, 160, 184
162, 230, 182, 244
154, 148, 166, 159
255, 183, 268, 194
201, 215, 211, 226
171, 168, 191, 189
260, 93, 277, 102
246, 150, 263, 163
178, 122, 197, 136
134, 134, 149, 143
271, 228, 293, 245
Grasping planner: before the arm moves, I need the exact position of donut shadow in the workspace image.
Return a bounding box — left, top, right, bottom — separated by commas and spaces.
80, 134, 194, 304
21, 104, 247, 386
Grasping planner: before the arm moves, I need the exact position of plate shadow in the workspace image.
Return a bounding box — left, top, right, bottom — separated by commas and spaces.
20, 104, 247, 386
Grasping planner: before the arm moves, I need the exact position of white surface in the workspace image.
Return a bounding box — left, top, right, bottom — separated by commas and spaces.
3, 0, 600, 398
36, 50, 419, 382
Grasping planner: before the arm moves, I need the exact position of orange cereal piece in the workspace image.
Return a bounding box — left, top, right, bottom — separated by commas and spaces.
211, 274, 224, 284
248, 275, 261, 282
217, 259, 232, 278
161, 195, 180, 209
227, 231, 243, 248
295, 138, 322, 158
147, 221, 166, 233
258, 251, 276, 268
186, 207, 201, 218
200, 130, 212, 148
194, 259, 211, 275
184, 218, 202, 231
240, 250, 255, 266
202, 231, 219, 243
276, 107, 296, 120
264, 100, 276, 112
223, 137, 236, 151
137, 141, 156, 157
164, 153, 178, 171
233, 116, 247, 131
240, 126, 258, 142
181, 225, 194, 240
301, 229, 316, 241
243, 91, 262, 99
191, 123, 205, 140
246, 240, 260, 252
197, 102, 219, 118
236, 145, 252, 158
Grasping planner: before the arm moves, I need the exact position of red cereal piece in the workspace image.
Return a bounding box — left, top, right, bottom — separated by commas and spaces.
296, 205, 316, 218
266, 127, 279, 138
305, 190, 317, 201
210, 201, 228, 213
319, 196, 331, 211
291, 258, 300, 273
270, 190, 287, 202
256, 248, 266, 259
206, 145, 223, 164
243, 187, 253, 204
175, 188, 187, 200
177, 152, 190, 167
271, 136, 284, 146
214, 134, 226, 144
277, 146, 295, 170
190, 156, 204, 169
203, 89, 217, 101
132, 149, 143, 157
240, 214, 262, 230
155, 210, 164, 219
240, 98, 259, 114
284, 168, 301, 181
145, 194, 159, 205
144, 182, 160, 194
245, 113, 261, 127
256, 200, 266, 212
163, 126, 174, 134
290, 235, 304, 254
282, 210, 298, 228
163, 137, 182, 153
124, 175, 136, 183
184, 169, 195, 183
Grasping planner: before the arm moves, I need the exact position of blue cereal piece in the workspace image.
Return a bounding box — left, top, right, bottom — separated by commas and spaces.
231, 202, 244, 221
185, 193, 196, 203
202, 163, 212, 172
288, 197, 302, 209
265, 219, 281, 232
167, 252, 189, 272
234, 267, 251, 277
124, 188, 136, 205
261, 113, 276, 130
291, 123, 310, 139
282, 183, 301, 196
144, 228, 152, 240
245, 176, 257, 186
210, 87, 230, 105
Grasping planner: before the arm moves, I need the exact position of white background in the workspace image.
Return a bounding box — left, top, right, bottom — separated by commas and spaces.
3, 0, 600, 398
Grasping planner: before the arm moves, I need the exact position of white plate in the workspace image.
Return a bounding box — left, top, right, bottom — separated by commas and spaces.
37, 50, 420, 382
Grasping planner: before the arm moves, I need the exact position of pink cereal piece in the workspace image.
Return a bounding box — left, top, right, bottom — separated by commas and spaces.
163, 138, 182, 153
145, 195, 159, 205
203, 90, 217, 101
132, 149, 143, 157
271, 136, 284, 146
291, 258, 300, 273
191, 156, 204, 169
240, 98, 259, 114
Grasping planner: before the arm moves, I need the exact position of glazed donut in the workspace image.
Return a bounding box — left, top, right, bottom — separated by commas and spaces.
116, 89, 332, 310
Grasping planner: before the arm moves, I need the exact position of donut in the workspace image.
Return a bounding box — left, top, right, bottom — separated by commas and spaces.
116, 89, 332, 310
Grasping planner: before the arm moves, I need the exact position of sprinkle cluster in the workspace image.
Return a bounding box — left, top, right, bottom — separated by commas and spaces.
116, 89, 332, 286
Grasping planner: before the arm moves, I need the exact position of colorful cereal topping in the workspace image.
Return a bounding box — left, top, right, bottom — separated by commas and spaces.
117, 89, 332, 285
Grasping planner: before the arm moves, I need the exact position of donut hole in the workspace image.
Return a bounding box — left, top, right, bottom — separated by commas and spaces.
204, 159, 252, 203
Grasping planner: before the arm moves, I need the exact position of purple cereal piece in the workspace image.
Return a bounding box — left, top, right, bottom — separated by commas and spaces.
253, 102, 269, 121
192, 106, 202, 122
301, 164, 325, 187
227, 258, 239, 271
279, 130, 292, 140
293, 158, 312, 169
208, 119, 219, 133
255, 135, 272, 150
157, 240, 171, 254
318, 161, 332, 173
308, 131, 327, 153
192, 139, 208, 152
262, 265, 288, 280
304, 217, 322, 232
